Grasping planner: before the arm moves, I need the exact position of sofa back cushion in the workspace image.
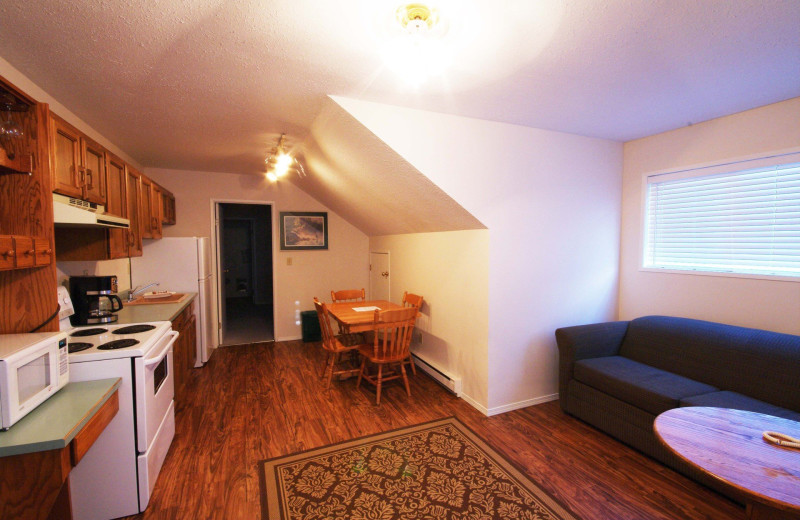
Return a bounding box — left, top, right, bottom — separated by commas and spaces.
619, 316, 800, 413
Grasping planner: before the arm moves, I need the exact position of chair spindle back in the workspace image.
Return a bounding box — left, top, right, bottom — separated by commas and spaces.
370, 307, 417, 361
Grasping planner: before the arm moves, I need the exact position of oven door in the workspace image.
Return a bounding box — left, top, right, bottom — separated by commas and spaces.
134, 330, 178, 453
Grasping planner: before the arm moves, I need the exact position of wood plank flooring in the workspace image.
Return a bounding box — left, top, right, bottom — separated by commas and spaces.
124, 340, 745, 519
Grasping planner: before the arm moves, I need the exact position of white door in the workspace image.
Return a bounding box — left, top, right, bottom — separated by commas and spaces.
369, 252, 390, 300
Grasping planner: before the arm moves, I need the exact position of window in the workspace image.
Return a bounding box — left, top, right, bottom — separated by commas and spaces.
643, 157, 800, 278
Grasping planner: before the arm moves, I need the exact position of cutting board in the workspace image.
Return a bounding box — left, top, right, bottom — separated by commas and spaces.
126, 293, 189, 305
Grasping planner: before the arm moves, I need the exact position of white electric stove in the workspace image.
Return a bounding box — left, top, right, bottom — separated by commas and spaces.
57, 286, 179, 520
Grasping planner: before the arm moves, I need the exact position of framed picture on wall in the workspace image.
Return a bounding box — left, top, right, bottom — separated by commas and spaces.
279, 212, 328, 250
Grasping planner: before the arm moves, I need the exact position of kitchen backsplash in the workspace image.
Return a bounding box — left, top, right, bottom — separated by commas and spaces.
57, 258, 132, 292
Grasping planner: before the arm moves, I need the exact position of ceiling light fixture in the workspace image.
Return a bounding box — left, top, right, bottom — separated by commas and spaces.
385, 3, 450, 87
265, 133, 305, 182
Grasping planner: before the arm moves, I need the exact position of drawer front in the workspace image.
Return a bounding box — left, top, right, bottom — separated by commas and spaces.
34, 237, 53, 266
0, 235, 13, 270
12, 236, 34, 268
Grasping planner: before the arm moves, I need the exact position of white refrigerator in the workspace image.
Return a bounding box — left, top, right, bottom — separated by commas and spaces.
131, 237, 217, 366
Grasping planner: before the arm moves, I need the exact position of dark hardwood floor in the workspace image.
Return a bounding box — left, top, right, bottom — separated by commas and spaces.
125, 340, 745, 519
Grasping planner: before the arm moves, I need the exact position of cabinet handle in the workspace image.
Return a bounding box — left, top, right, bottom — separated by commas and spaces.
2, 250, 14, 258
85, 168, 93, 190
25, 249, 34, 256
78, 166, 86, 188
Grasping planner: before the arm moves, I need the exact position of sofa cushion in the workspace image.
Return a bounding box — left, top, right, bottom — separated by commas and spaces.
619, 316, 800, 413
680, 391, 800, 422
574, 356, 718, 416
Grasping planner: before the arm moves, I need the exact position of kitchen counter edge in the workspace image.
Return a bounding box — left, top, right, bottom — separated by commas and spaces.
0, 378, 121, 457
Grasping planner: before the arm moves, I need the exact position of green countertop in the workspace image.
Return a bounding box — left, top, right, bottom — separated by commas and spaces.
0, 378, 121, 457
115, 292, 196, 323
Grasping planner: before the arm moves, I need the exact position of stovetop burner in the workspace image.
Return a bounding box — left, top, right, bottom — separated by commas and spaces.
113, 325, 156, 335
71, 328, 108, 337
97, 339, 140, 350
68, 342, 94, 353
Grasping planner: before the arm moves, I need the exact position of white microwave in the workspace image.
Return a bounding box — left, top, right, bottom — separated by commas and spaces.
0, 331, 69, 430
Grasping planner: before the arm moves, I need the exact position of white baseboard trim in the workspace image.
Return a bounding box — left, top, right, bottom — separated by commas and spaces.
459, 393, 489, 416
486, 393, 559, 417
276, 335, 302, 342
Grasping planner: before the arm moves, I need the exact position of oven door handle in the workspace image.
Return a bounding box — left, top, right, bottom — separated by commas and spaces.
144, 330, 179, 368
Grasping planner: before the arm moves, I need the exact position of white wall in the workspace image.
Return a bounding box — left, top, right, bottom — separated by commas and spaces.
335, 97, 623, 413
370, 230, 490, 408
145, 167, 370, 340
619, 97, 800, 335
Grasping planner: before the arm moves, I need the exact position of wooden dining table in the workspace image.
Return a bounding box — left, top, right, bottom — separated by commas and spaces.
327, 300, 404, 333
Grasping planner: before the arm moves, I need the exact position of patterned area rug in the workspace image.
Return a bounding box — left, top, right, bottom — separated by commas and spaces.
260, 417, 579, 519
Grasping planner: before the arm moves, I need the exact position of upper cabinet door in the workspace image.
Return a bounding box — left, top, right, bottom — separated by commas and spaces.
161, 191, 176, 226
50, 115, 83, 199
126, 168, 143, 257
150, 183, 163, 239
139, 175, 153, 239
80, 136, 107, 204
106, 153, 129, 259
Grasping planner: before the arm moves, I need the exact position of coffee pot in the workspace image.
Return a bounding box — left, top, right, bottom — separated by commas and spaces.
68, 275, 124, 325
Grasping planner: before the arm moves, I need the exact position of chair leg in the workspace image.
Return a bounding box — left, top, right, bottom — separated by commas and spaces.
376, 364, 383, 405
356, 357, 366, 389
320, 352, 330, 379
408, 357, 416, 375
325, 353, 337, 389
399, 362, 411, 397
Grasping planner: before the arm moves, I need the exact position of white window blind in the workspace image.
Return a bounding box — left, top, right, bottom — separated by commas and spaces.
644, 160, 800, 278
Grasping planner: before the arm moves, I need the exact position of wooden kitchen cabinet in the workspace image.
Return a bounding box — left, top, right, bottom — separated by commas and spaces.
150, 182, 163, 239
126, 168, 144, 256
171, 301, 196, 404
0, 76, 58, 334
49, 113, 107, 204
139, 175, 154, 239
161, 190, 176, 225
106, 153, 131, 260
49, 115, 81, 199
55, 165, 145, 261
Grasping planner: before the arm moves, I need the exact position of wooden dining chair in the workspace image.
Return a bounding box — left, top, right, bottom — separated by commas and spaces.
314, 298, 368, 388
330, 288, 365, 303
400, 291, 424, 375
356, 306, 418, 405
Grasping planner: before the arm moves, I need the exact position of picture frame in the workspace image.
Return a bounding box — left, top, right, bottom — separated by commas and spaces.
279, 212, 328, 250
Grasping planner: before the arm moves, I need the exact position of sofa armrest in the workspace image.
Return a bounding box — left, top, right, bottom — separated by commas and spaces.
555, 321, 629, 408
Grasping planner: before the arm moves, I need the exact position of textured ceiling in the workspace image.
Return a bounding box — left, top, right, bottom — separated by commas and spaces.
0, 1, 798, 237
0, 0, 797, 177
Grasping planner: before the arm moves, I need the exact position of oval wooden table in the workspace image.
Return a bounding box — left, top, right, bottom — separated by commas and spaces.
654, 407, 800, 520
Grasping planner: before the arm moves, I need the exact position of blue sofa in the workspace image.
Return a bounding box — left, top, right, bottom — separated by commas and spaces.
555, 315, 800, 501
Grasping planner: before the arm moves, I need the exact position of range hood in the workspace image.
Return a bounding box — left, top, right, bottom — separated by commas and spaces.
53, 193, 130, 229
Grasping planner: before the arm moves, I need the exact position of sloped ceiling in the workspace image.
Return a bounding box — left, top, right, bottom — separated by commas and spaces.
297, 97, 484, 236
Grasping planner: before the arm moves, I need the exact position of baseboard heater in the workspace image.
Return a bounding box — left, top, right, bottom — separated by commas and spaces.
412, 353, 462, 396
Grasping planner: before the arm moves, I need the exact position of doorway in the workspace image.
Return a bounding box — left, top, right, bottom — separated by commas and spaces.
217, 202, 274, 345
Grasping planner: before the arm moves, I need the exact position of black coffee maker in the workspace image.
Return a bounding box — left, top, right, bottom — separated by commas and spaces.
69, 275, 124, 325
